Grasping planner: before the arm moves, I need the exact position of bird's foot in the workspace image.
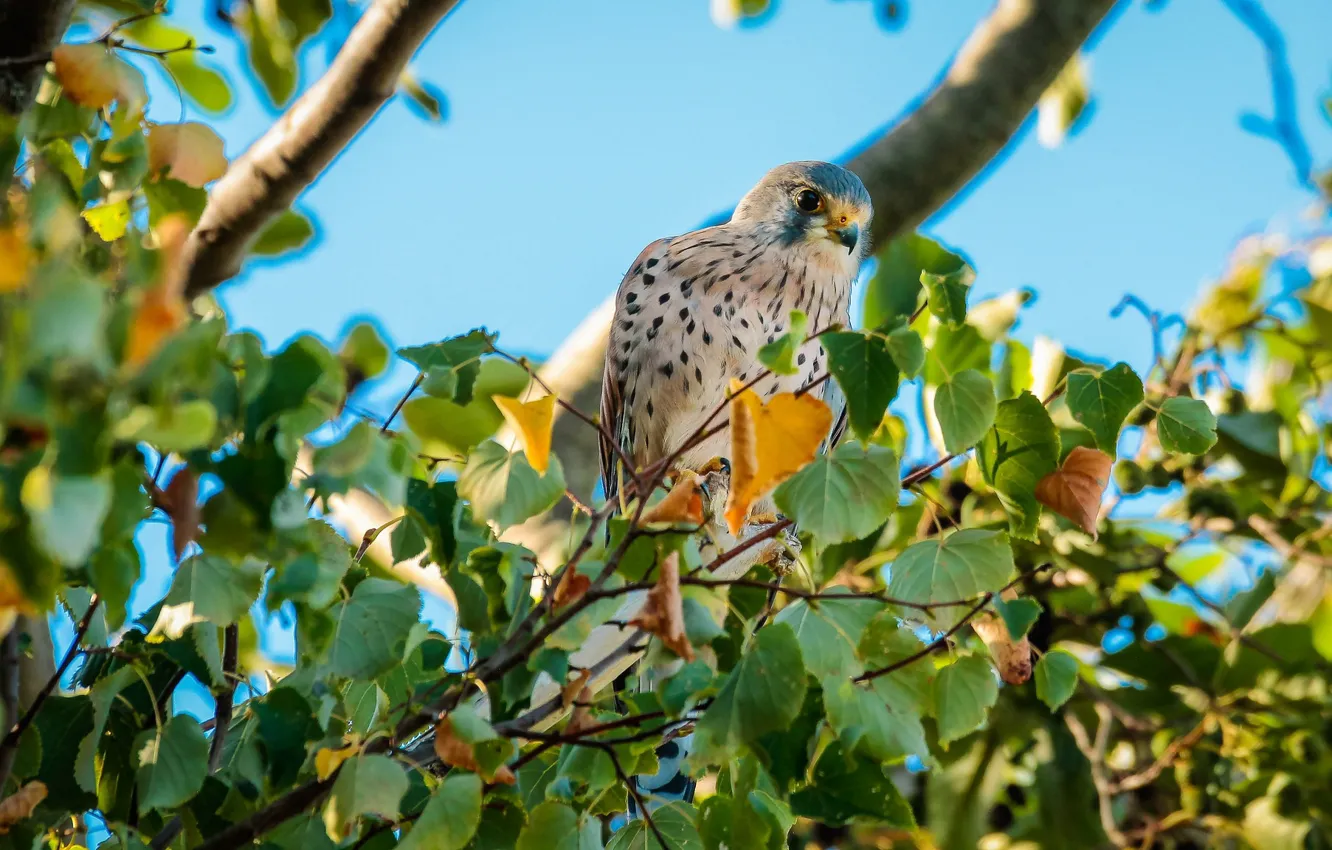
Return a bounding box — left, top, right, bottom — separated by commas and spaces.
755, 514, 800, 577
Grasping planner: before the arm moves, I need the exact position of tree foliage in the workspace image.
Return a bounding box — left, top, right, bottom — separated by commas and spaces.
0, 3, 1329, 850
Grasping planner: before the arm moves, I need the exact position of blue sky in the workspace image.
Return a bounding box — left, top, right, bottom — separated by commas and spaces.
58, 0, 1332, 761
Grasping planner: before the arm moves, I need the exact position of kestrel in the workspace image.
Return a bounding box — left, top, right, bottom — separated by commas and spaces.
599, 161, 873, 512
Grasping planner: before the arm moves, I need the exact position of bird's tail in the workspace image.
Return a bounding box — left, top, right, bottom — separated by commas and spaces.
618, 659, 698, 819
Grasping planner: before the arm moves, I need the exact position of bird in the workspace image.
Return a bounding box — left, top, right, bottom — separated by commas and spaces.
597, 160, 873, 817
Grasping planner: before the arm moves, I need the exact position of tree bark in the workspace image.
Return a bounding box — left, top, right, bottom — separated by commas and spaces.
0, 0, 75, 116
178, 0, 463, 298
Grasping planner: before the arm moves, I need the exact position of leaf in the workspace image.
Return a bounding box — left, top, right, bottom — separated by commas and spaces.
125, 215, 191, 368
1156, 396, 1218, 454
0, 780, 45, 834
516, 802, 601, 850
972, 611, 1032, 685
163, 466, 200, 560
1035, 446, 1111, 537
251, 209, 316, 256
932, 655, 999, 745
322, 754, 408, 841
756, 310, 808, 376
1037, 53, 1090, 148
772, 595, 876, 679
922, 270, 971, 326
147, 122, 228, 187
21, 468, 112, 568
76, 664, 137, 793
328, 578, 422, 679
81, 199, 131, 241
724, 386, 831, 534
0, 223, 31, 292
933, 369, 997, 453
630, 552, 693, 661
790, 743, 915, 828
432, 711, 517, 785
606, 801, 702, 849
822, 331, 900, 443
1065, 364, 1143, 453
821, 677, 927, 763
690, 622, 807, 765
977, 390, 1061, 539
135, 715, 209, 814
398, 329, 493, 404
862, 232, 971, 328
400, 71, 449, 121
458, 441, 565, 531
993, 595, 1041, 639
150, 554, 263, 640
493, 394, 556, 475
640, 472, 705, 526
404, 396, 503, 457
51, 43, 137, 109
884, 324, 925, 377
773, 442, 900, 544
1035, 649, 1080, 710
858, 617, 935, 716
887, 529, 1015, 605
397, 772, 482, 850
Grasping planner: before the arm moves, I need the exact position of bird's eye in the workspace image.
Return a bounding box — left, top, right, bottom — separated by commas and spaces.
794, 189, 823, 213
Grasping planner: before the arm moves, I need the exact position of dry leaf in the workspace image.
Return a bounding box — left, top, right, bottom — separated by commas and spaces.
1035, 446, 1112, 538
0, 224, 32, 293
493, 393, 556, 475
566, 686, 596, 737
639, 471, 705, 526
0, 781, 47, 834
973, 589, 1032, 685
432, 716, 517, 785
629, 551, 694, 661
52, 44, 125, 108
163, 466, 199, 561
314, 741, 359, 780
561, 669, 591, 711
125, 216, 190, 368
724, 384, 832, 534
551, 568, 590, 611
0, 562, 36, 641
147, 122, 228, 188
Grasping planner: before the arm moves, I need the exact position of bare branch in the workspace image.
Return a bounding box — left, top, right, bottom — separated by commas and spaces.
178, 0, 464, 297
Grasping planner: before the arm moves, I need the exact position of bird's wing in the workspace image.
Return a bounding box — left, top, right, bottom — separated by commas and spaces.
599, 238, 672, 504
824, 374, 850, 451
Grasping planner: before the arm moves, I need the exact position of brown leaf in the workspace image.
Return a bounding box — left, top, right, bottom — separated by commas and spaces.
52, 44, 130, 109
432, 716, 516, 785
125, 216, 190, 368
561, 669, 590, 711
565, 686, 596, 737
0, 223, 32, 293
639, 472, 705, 526
1035, 446, 1112, 538
629, 551, 694, 661
163, 466, 199, 561
147, 122, 228, 188
551, 568, 590, 612
0, 781, 47, 834
973, 614, 1032, 685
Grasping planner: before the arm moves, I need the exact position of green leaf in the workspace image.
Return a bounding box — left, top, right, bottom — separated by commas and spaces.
1035, 649, 1079, 711
1065, 364, 1144, 453
822, 331, 900, 442
89, 544, 141, 631
404, 396, 504, 457
397, 772, 482, 850
606, 802, 701, 849
859, 617, 934, 716
150, 555, 264, 639
322, 754, 408, 841
922, 270, 971, 326
251, 209, 316, 256
135, 715, 209, 814
76, 665, 138, 794
772, 595, 876, 679
993, 596, 1041, 639
660, 661, 719, 718
790, 742, 915, 828
976, 390, 1060, 539
398, 329, 493, 405
82, 199, 131, 241
30, 268, 107, 363
887, 529, 1014, 605
690, 623, 807, 765
22, 469, 112, 567
933, 369, 997, 453
516, 801, 601, 850
932, 655, 998, 745
458, 441, 565, 531
756, 310, 807, 376
339, 322, 391, 381
773, 442, 900, 544
862, 233, 970, 328
401, 72, 449, 122
821, 676, 927, 763
884, 325, 925, 378
1156, 396, 1217, 454
115, 400, 218, 452
328, 578, 422, 679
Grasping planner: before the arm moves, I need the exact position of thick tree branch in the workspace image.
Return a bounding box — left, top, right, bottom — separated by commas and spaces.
0, 0, 76, 116
178, 0, 463, 297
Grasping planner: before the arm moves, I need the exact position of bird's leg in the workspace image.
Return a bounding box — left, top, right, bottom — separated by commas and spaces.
690, 457, 801, 576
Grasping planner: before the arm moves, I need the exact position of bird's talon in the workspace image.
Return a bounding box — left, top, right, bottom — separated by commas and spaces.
749, 511, 780, 525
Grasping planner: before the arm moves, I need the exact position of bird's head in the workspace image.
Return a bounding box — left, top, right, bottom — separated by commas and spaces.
732, 161, 873, 273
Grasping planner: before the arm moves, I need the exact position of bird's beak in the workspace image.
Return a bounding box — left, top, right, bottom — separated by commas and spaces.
830, 221, 859, 254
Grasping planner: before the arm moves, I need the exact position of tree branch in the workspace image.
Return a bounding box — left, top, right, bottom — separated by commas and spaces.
0, 0, 76, 115
178, 0, 464, 297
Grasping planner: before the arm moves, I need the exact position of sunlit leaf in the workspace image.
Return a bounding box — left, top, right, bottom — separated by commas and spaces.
1035, 446, 1111, 537
724, 385, 832, 534
493, 394, 556, 475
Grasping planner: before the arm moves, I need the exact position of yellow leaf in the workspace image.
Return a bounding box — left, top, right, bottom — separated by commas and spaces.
147, 122, 228, 188
628, 552, 694, 661
493, 393, 555, 475
0, 224, 32, 292
124, 216, 190, 368
314, 741, 360, 780
1035, 446, 1112, 538
0, 781, 47, 834
51, 43, 138, 109
639, 471, 705, 526
81, 199, 131, 242
723, 383, 831, 535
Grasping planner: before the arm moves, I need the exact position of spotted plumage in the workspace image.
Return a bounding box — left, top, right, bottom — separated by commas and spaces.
599, 161, 873, 507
